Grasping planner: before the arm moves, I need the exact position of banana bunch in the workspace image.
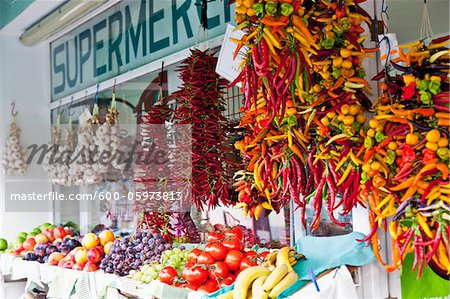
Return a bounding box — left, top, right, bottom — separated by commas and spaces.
229, 247, 304, 299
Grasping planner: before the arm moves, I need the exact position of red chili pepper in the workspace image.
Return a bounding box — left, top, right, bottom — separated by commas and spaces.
310, 176, 326, 232
326, 175, 347, 227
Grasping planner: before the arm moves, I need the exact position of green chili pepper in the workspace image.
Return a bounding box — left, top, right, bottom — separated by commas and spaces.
252, 3, 264, 16
338, 17, 351, 31
265, 1, 277, 16
437, 148, 449, 161
417, 79, 428, 91
357, 68, 366, 78
321, 38, 335, 50
303, 66, 310, 93
287, 115, 297, 127
290, 83, 297, 106
364, 136, 373, 148
428, 80, 441, 95
294, 52, 301, 92
420, 90, 432, 105
280, 3, 294, 16
383, 150, 396, 165
375, 131, 387, 142
361, 172, 370, 184
332, 68, 341, 79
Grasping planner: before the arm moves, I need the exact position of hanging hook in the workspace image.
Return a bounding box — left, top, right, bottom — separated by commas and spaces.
11, 102, 18, 117
94, 84, 100, 104
113, 79, 117, 94
159, 61, 165, 87
68, 96, 75, 116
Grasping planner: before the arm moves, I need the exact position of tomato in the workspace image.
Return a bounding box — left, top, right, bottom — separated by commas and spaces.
197, 252, 215, 265
243, 250, 257, 259
208, 242, 228, 261
205, 279, 219, 287
204, 243, 213, 253
183, 283, 199, 291
197, 284, 219, 294
209, 261, 229, 279
225, 250, 244, 271
223, 237, 242, 251
184, 266, 209, 285
219, 275, 235, 287
188, 248, 202, 263
258, 251, 270, 259
159, 266, 178, 285
208, 232, 223, 243
239, 257, 257, 270
224, 227, 243, 241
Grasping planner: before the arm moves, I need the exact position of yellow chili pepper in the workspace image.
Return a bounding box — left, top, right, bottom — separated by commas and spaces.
262, 27, 281, 49
335, 155, 349, 172
287, 130, 293, 147
390, 177, 414, 191
389, 221, 398, 240
376, 194, 393, 210
264, 134, 287, 141
437, 242, 450, 273
337, 164, 353, 186
416, 213, 433, 238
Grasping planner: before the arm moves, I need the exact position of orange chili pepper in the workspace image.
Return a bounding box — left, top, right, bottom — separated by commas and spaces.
347, 77, 371, 88
331, 76, 345, 90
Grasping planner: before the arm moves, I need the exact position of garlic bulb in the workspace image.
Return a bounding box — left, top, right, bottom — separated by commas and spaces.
2, 118, 27, 175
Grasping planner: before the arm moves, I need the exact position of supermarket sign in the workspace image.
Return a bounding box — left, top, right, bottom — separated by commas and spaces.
50, 0, 235, 100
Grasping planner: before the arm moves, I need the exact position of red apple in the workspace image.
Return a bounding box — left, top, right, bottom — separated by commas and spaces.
23, 238, 36, 251
42, 228, 55, 242
48, 252, 66, 266
87, 246, 104, 264
83, 261, 99, 272
72, 263, 85, 271
53, 227, 66, 239
64, 228, 73, 236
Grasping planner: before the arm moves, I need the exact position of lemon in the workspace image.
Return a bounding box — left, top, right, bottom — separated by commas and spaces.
425, 129, 440, 143
341, 104, 350, 115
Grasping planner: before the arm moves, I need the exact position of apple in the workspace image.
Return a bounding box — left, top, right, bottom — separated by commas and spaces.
58, 257, 74, 269
42, 228, 55, 242
98, 230, 115, 246
82, 233, 99, 249
87, 246, 104, 264
72, 263, 85, 271
64, 228, 73, 236
23, 238, 36, 251
103, 241, 114, 255
34, 233, 48, 244
12, 243, 24, 256
48, 252, 66, 266
75, 248, 88, 265
53, 227, 66, 239
83, 261, 99, 272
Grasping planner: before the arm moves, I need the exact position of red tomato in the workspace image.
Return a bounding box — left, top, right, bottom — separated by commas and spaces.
258, 251, 270, 259
225, 250, 244, 272
219, 275, 235, 287
223, 237, 242, 251
159, 266, 178, 285
204, 243, 213, 253
224, 227, 243, 241
197, 284, 219, 294
209, 261, 229, 279
184, 266, 209, 285
243, 250, 257, 259
197, 252, 215, 265
208, 242, 228, 261
208, 232, 223, 243
183, 283, 199, 291
239, 257, 257, 270
188, 248, 202, 263
205, 279, 219, 287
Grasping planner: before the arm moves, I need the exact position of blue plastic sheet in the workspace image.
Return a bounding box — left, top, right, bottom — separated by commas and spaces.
208, 231, 375, 298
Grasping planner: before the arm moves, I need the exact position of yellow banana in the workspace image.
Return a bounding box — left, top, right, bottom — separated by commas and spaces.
262, 264, 289, 292
252, 275, 269, 299
275, 247, 293, 272
218, 291, 234, 299
268, 271, 299, 299
264, 251, 278, 265
234, 266, 271, 299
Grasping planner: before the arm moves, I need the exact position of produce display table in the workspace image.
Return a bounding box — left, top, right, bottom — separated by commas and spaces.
0, 254, 204, 299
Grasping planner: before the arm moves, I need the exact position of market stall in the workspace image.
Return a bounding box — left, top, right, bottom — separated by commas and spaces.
0, 0, 449, 298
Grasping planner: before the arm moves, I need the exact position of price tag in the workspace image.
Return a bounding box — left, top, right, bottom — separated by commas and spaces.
216, 24, 248, 86
378, 33, 399, 66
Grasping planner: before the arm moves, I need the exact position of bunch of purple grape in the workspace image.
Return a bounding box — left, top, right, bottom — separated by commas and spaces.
100, 230, 172, 276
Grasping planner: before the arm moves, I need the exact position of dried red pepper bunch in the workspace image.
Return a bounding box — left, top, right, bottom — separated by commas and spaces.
173, 49, 232, 210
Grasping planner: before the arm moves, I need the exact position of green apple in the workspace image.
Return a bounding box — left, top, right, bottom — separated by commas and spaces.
18, 232, 27, 239
0, 238, 8, 251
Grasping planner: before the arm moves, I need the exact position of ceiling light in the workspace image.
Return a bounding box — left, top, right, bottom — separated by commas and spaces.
20, 0, 107, 47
